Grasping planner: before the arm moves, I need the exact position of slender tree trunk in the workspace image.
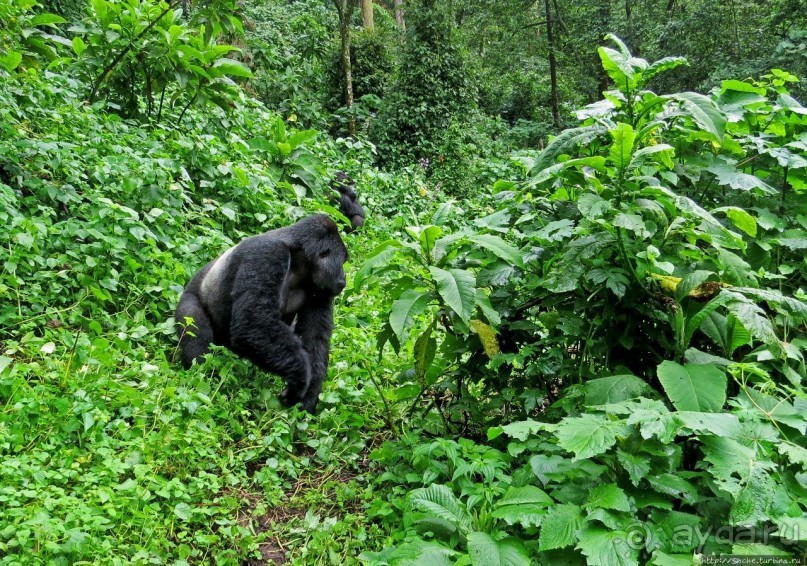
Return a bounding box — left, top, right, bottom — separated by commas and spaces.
332, 0, 356, 134
625, 0, 635, 54
361, 0, 374, 30
393, 0, 405, 32
544, 0, 560, 128
597, 1, 611, 96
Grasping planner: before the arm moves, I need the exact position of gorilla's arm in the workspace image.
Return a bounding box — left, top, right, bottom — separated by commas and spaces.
294, 296, 334, 412
228, 243, 312, 403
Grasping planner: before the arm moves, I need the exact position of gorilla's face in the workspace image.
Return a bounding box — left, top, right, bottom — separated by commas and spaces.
311, 234, 348, 296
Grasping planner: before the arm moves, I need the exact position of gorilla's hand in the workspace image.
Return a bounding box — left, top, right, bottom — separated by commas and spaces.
278, 349, 313, 406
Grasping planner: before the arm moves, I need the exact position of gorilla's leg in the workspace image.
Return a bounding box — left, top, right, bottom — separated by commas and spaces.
175, 293, 214, 369
294, 298, 334, 413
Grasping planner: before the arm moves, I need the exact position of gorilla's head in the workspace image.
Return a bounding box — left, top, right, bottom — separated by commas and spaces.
299, 214, 348, 296
331, 172, 365, 232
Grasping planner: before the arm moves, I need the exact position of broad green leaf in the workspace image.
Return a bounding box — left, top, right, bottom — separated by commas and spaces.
651, 551, 698, 566
730, 544, 792, 556
0, 51, 22, 72
71, 36, 86, 56
489, 419, 555, 441
287, 129, 318, 149
576, 526, 640, 566
628, 144, 675, 170
608, 123, 636, 171
247, 136, 273, 152
657, 361, 727, 412
468, 532, 530, 566
699, 311, 751, 355
212, 58, 252, 78
468, 234, 523, 266
584, 374, 650, 405
409, 484, 472, 534
684, 292, 732, 346
707, 163, 777, 195
674, 412, 741, 438
577, 193, 613, 219
667, 92, 726, 141
419, 225, 443, 258
531, 125, 605, 173
730, 286, 807, 323
30, 13, 67, 26
414, 321, 437, 381
674, 270, 715, 302
544, 235, 613, 293
586, 483, 631, 512
720, 79, 766, 96
360, 541, 457, 566
648, 473, 698, 503
491, 486, 553, 528
390, 290, 432, 342
174, 502, 192, 521
91, 0, 107, 20
475, 289, 501, 326
353, 239, 404, 290
723, 295, 781, 350
556, 414, 621, 460
538, 504, 582, 551
741, 388, 807, 434
599, 46, 636, 92
528, 155, 607, 185
642, 56, 688, 85
617, 450, 651, 485
701, 436, 774, 495
657, 187, 745, 249
778, 93, 807, 115
432, 231, 465, 263
613, 213, 649, 238
429, 267, 476, 323
729, 468, 775, 525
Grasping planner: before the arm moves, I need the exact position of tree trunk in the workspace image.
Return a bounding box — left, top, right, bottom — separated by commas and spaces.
332, 0, 356, 134
361, 0, 374, 30
393, 0, 405, 32
543, 0, 560, 128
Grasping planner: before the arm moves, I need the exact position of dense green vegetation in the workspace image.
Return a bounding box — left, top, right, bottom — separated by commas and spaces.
1, 0, 806, 564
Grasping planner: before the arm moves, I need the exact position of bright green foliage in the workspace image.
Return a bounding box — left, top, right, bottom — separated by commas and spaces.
0, 0, 69, 71
243, 0, 335, 128
71, 0, 249, 121
3, 0, 807, 562
0, 6, 379, 559
371, 0, 477, 168
363, 36, 807, 564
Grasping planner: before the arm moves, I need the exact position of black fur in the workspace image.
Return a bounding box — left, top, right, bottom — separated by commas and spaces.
175, 214, 348, 413
332, 172, 365, 232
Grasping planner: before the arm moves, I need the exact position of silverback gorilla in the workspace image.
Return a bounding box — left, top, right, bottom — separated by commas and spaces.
175, 214, 348, 413
331, 172, 365, 232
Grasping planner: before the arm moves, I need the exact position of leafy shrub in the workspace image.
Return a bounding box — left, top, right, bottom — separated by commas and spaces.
69, 0, 251, 122
360, 37, 807, 562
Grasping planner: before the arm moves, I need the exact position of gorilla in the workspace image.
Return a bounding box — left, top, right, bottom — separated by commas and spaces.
175, 214, 348, 413
331, 172, 365, 232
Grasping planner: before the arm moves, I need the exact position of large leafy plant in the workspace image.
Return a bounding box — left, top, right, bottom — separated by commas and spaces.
363, 35, 807, 564
356, 202, 521, 431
